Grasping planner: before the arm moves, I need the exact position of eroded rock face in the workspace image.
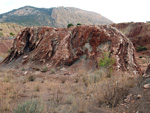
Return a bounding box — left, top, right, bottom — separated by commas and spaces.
2, 25, 141, 74
112, 22, 150, 54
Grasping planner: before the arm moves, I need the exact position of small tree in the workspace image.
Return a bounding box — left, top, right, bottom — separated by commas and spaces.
67, 23, 74, 28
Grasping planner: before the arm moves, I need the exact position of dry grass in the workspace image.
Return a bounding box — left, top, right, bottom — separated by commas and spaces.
0, 68, 141, 113
90, 72, 135, 108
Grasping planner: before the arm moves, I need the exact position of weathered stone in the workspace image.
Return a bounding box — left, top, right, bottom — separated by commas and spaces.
1, 25, 141, 74
23, 55, 28, 59
144, 84, 150, 89
137, 94, 142, 99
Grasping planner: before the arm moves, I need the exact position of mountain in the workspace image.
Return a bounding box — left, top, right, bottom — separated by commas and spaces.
0, 6, 113, 27
0, 23, 23, 37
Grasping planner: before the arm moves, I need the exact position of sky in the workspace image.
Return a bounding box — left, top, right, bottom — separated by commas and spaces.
0, 0, 150, 23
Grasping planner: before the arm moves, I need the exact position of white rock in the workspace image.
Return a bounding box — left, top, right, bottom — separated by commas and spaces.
144, 84, 150, 89
23, 55, 28, 59
23, 71, 28, 75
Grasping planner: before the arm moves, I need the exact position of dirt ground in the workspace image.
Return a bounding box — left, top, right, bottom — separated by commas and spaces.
0, 65, 149, 113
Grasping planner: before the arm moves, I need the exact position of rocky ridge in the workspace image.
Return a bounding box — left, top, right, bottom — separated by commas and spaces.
2, 25, 141, 74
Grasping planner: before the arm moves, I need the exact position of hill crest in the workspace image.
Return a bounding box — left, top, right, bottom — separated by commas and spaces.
0, 6, 113, 27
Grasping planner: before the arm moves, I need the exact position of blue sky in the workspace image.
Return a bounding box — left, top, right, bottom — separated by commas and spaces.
1, 0, 150, 23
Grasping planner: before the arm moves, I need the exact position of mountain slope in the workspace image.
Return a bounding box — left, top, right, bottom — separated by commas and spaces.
0, 6, 113, 27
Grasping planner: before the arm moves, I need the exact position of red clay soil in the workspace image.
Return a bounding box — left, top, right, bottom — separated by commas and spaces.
2, 25, 141, 74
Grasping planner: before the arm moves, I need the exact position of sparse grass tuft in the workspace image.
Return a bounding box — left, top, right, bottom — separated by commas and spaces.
13, 99, 44, 113
28, 75, 35, 82
41, 67, 48, 73
3, 74, 12, 82
34, 85, 40, 92
82, 69, 107, 87
50, 68, 56, 74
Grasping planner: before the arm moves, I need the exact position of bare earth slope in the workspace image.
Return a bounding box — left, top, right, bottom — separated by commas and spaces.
0, 23, 23, 37
0, 39, 13, 62
2, 25, 141, 74
0, 6, 113, 27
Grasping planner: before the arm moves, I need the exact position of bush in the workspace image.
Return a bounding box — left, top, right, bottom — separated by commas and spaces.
77, 23, 82, 26
136, 46, 148, 52
139, 56, 143, 58
13, 99, 44, 113
94, 73, 132, 108
99, 51, 115, 77
96, 81, 129, 107
41, 67, 48, 73
99, 51, 115, 69
67, 23, 74, 28
10, 32, 15, 36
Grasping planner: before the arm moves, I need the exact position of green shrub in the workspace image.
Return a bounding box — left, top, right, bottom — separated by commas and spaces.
77, 23, 82, 26
99, 51, 115, 69
13, 99, 44, 113
139, 56, 143, 58
99, 51, 115, 77
136, 46, 148, 52
10, 32, 15, 36
67, 23, 74, 28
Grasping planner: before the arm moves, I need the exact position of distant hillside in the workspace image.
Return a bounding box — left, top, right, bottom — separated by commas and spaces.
0, 23, 23, 37
0, 6, 113, 27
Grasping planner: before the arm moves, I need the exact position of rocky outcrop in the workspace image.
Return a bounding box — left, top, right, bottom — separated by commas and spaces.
2, 25, 141, 74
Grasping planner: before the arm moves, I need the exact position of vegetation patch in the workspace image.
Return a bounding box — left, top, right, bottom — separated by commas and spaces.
28, 75, 35, 81
136, 46, 148, 52
13, 99, 44, 113
41, 67, 48, 73
67, 23, 74, 28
